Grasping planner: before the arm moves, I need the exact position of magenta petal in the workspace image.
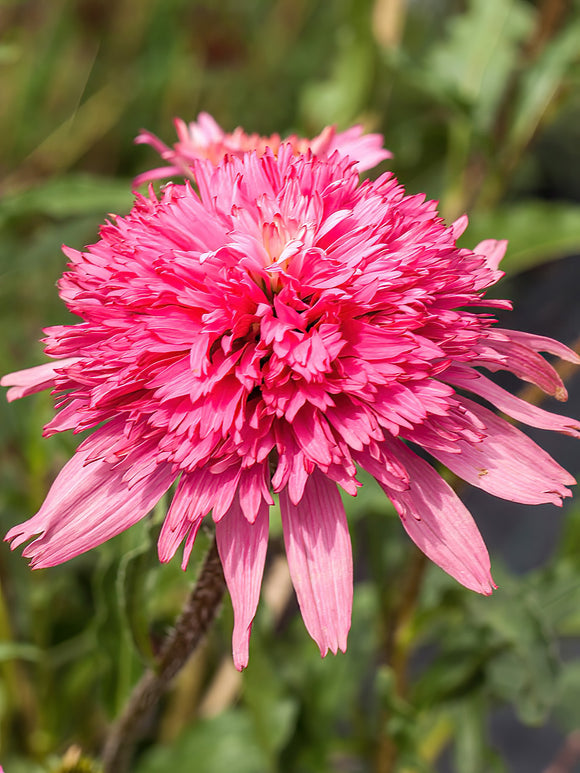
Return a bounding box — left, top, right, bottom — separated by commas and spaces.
216, 498, 269, 670
431, 397, 576, 505
279, 470, 353, 656
379, 437, 495, 594
6, 428, 176, 568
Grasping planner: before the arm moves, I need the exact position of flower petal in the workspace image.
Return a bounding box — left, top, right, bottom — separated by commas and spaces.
443, 365, 580, 437
216, 497, 269, 670
378, 437, 495, 594
430, 397, 576, 505
279, 470, 352, 656
158, 473, 207, 566
1, 358, 78, 402
6, 426, 176, 568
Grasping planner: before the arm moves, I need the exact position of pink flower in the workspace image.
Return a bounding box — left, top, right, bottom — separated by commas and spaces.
3, 147, 579, 670
133, 112, 391, 187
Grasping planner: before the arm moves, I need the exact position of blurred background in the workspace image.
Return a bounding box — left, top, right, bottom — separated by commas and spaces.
1, 1, 580, 771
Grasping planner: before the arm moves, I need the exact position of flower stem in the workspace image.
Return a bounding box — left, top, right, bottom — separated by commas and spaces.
101, 536, 226, 773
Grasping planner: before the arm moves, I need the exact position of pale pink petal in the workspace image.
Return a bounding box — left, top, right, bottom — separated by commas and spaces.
329, 124, 392, 171
429, 397, 575, 505
450, 215, 469, 239
497, 329, 580, 365
476, 335, 567, 398
6, 427, 176, 568
443, 365, 580, 437
1, 358, 78, 402
133, 166, 184, 187
158, 474, 206, 565
473, 239, 508, 270
378, 437, 495, 594
216, 498, 269, 670
279, 470, 352, 656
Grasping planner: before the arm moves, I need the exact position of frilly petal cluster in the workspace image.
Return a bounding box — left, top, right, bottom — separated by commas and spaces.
3, 143, 579, 670
133, 112, 391, 187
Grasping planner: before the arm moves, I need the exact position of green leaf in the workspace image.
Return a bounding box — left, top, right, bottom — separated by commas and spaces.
116, 515, 160, 666
0, 642, 42, 663
473, 587, 560, 724
452, 698, 508, 773
425, 0, 534, 131
461, 201, 580, 274
552, 660, 580, 734
507, 19, 580, 157
242, 639, 299, 759
135, 711, 269, 773
300, 26, 375, 126
0, 174, 133, 227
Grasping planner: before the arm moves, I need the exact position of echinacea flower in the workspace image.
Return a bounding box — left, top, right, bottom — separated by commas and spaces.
133, 111, 391, 187
3, 145, 579, 670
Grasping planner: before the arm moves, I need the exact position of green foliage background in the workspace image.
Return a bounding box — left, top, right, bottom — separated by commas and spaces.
1, 0, 580, 771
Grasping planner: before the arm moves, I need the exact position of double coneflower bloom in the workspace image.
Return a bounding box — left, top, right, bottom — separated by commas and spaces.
3, 114, 578, 669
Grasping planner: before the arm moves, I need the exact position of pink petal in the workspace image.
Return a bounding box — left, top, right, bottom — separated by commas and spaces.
216, 497, 269, 670
279, 470, 352, 656
429, 397, 576, 506
238, 463, 272, 523
477, 334, 567, 399
158, 474, 206, 566
378, 437, 495, 594
497, 329, 580, 365
6, 427, 176, 568
473, 239, 507, 270
443, 365, 580, 437
1, 358, 78, 402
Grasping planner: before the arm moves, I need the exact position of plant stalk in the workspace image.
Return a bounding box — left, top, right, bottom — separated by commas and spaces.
101, 536, 226, 773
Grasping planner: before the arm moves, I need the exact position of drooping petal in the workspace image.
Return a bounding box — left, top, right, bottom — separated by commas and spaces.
378, 437, 495, 594
476, 333, 568, 399
443, 364, 580, 437
158, 473, 207, 566
1, 358, 79, 402
429, 397, 575, 505
6, 425, 176, 568
279, 470, 352, 656
498, 329, 580, 364
216, 498, 269, 670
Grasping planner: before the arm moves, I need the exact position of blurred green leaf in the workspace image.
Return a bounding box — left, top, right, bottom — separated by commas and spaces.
300, 26, 375, 127
0, 175, 133, 227
461, 201, 580, 273
474, 588, 559, 724
425, 0, 533, 131
135, 710, 268, 773
552, 660, 580, 734
116, 517, 160, 666
243, 641, 299, 760
452, 698, 508, 773
507, 19, 580, 158
0, 642, 42, 662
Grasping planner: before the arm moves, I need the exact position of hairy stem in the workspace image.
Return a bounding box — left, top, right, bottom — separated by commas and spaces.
101, 537, 226, 773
